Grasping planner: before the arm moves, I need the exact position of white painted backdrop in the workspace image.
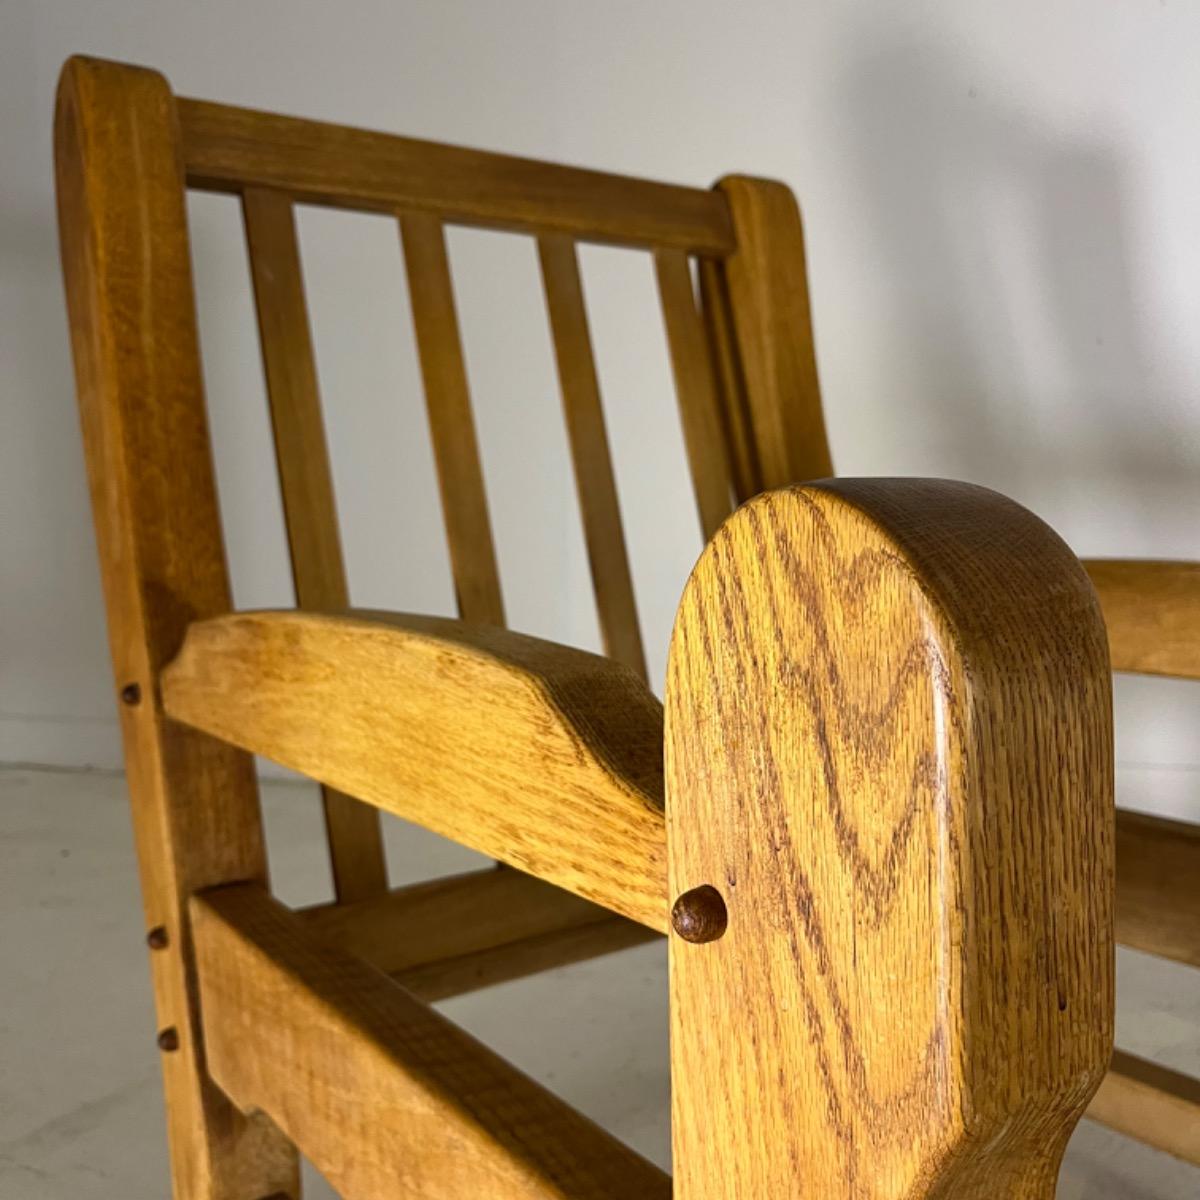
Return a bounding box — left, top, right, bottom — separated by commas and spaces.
2, 1, 1197, 818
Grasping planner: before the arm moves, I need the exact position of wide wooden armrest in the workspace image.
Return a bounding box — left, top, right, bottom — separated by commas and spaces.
161, 609, 668, 929
1083, 558, 1200, 677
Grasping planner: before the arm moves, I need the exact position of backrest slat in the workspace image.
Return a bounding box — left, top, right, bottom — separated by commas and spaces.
538, 235, 646, 680
242, 186, 389, 902
399, 212, 505, 626
243, 188, 349, 609
697, 258, 760, 505
181, 97, 734, 254
654, 250, 734, 541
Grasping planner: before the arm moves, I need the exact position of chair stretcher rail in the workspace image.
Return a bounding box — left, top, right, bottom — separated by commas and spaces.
191, 884, 670, 1199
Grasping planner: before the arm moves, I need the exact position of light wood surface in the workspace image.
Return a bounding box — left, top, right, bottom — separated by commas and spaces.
654, 249, 733, 540
1088, 1050, 1200, 1166
242, 184, 387, 902
539, 234, 646, 678
55, 55, 297, 1200
192, 883, 671, 1199
1084, 558, 1200, 678
178, 96, 733, 253
716, 175, 833, 488
162, 609, 667, 929
1115, 808, 1200, 968
666, 480, 1114, 1198
400, 212, 505, 625
299, 867, 658, 1000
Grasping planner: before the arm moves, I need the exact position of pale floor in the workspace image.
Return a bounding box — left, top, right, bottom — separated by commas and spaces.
2, 764, 1197, 1198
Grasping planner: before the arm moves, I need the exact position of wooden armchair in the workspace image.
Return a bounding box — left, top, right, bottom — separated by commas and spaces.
55, 54, 1197, 1199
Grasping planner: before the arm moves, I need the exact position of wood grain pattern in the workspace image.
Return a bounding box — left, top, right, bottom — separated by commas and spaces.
1084, 558, 1200, 678
162, 609, 667, 929
654, 249, 733, 540
192, 883, 671, 1199
716, 175, 833, 487
54, 55, 297, 1200
1087, 1050, 1200, 1166
179, 96, 734, 253
666, 479, 1114, 1198
242, 184, 387, 902
298, 866, 658, 999
1115, 808, 1200, 968
400, 212, 505, 625
539, 235, 646, 678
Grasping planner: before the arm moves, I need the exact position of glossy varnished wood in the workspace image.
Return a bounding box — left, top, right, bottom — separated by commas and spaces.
179, 96, 734, 253
400, 212, 505, 625
192, 884, 671, 1199
242, 185, 387, 902
162, 609, 667, 928
666, 480, 1114, 1198
1084, 558, 1200, 678
55, 56, 296, 1200
539, 234, 646, 678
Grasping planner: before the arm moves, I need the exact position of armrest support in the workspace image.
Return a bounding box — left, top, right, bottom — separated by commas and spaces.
162, 609, 668, 928
668, 479, 1114, 1199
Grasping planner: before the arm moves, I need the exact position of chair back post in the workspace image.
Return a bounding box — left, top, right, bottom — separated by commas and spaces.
666, 479, 1114, 1198
703, 176, 835, 498
55, 56, 297, 1200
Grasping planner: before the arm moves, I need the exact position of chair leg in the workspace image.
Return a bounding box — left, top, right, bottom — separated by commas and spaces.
55, 56, 298, 1200
666, 480, 1115, 1198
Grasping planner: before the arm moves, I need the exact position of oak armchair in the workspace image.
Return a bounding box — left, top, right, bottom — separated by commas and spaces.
55, 54, 1198, 1199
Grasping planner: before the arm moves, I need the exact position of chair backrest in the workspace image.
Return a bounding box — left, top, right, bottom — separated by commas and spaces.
56, 54, 833, 904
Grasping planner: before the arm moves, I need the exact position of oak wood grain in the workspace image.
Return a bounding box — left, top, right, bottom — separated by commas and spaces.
666, 479, 1114, 1198
192, 883, 671, 1199
242, 184, 388, 902
162, 609, 667, 929
179, 95, 734, 253
55, 55, 297, 1200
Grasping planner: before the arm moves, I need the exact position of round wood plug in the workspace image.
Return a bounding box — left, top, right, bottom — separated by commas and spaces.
671, 884, 728, 943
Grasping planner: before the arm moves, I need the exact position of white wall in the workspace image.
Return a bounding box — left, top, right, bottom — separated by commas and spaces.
2, 1, 1197, 816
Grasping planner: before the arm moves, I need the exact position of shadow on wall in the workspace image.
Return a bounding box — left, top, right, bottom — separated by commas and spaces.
835, 32, 1198, 538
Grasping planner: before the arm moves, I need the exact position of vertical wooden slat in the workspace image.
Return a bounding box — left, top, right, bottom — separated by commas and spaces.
242, 186, 387, 904
538, 235, 646, 679
399, 213, 505, 626
654, 250, 734, 541
697, 258, 760, 504
716, 175, 833, 487
55, 56, 298, 1200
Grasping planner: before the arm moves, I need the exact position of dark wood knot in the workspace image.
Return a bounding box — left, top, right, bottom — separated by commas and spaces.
146, 925, 169, 950
156, 1027, 180, 1052
671, 884, 728, 944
